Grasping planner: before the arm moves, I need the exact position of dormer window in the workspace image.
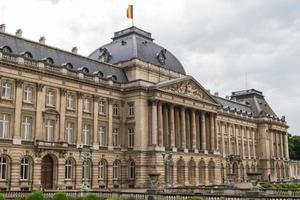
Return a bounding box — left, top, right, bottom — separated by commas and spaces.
63, 63, 73, 70
22, 52, 33, 59
95, 71, 103, 78
112, 75, 117, 81
1, 46, 12, 53
78, 67, 89, 74
44, 57, 54, 65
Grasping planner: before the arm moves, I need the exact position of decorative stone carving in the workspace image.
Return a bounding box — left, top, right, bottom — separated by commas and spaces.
161, 80, 208, 100
156, 48, 167, 65
98, 48, 112, 62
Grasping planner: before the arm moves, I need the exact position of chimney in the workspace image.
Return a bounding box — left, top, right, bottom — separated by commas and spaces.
0, 24, 6, 33
39, 36, 46, 44
214, 92, 219, 96
72, 47, 78, 54
16, 29, 22, 37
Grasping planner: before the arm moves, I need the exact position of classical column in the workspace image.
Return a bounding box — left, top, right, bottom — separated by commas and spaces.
280, 132, 284, 159
175, 108, 180, 148
107, 98, 113, 149
210, 114, 215, 151
241, 126, 245, 158
191, 109, 197, 150
200, 111, 206, 151
93, 95, 99, 148
285, 132, 289, 159
185, 111, 190, 149
158, 102, 164, 146
180, 107, 186, 149
235, 125, 239, 155
247, 128, 251, 158
214, 116, 218, 151
252, 129, 256, 158
59, 89, 66, 142
221, 122, 225, 156
77, 92, 83, 144
35, 84, 44, 140
163, 105, 169, 147
195, 112, 200, 149
151, 100, 158, 146
228, 124, 231, 155
169, 104, 175, 148
13, 79, 23, 142
270, 131, 274, 158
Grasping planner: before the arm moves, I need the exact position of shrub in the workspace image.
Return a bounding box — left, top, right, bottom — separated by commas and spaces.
53, 192, 68, 200
25, 191, 44, 200
0, 193, 5, 200
186, 197, 202, 200
84, 194, 98, 200
16, 197, 25, 200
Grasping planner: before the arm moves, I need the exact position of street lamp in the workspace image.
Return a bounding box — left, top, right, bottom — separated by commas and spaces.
78, 145, 93, 192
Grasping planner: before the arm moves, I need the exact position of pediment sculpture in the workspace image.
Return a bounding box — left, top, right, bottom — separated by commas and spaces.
161, 80, 208, 100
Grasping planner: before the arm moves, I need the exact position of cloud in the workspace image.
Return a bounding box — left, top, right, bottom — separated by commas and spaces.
1, 0, 299, 134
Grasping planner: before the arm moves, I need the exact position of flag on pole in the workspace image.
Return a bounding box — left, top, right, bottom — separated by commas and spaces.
127, 5, 133, 19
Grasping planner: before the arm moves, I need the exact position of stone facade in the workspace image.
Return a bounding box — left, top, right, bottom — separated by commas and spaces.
0, 25, 292, 191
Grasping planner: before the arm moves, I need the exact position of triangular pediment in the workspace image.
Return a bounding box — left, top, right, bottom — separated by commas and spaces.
155, 76, 219, 104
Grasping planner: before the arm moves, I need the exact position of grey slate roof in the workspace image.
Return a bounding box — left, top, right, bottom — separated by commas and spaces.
88, 26, 186, 75
0, 32, 128, 83
214, 96, 253, 114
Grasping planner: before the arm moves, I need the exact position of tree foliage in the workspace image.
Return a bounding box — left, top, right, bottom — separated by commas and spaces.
289, 134, 300, 160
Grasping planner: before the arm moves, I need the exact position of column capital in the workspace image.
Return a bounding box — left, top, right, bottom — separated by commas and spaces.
15, 79, 23, 88
60, 88, 67, 96
93, 95, 100, 101
77, 91, 84, 98
36, 83, 44, 92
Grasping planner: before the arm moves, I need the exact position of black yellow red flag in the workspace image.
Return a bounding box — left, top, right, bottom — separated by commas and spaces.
127, 5, 133, 19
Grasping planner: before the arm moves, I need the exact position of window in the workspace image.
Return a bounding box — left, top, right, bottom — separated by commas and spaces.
66, 122, 74, 144
0, 157, 7, 180
20, 158, 29, 180
113, 161, 120, 180
45, 57, 54, 65
23, 86, 33, 103
46, 89, 55, 106
99, 101, 106, 114
67, 94, 75, 110
2, 46, 12, 53
83, 124, 90, 145
65, 159, 73, 180
0, 113, 9, 138
45, 119, 54, 142
99, 126, 106, 146
113, 104, 119, 116
2, 82, 11, 99
23, 52, 32, 59
112, 128, 119, 147
99, 160, 107, 180
21, 116, 32, 140
128, 128, 135, 147
128, 161, 136, 179
83, 98, 91, 113
128, 102, 134, 116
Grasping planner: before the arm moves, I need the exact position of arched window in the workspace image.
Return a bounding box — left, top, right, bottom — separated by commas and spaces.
20, 158, 29, 180
113, 160, 120, 180
0, 157, 7, 180
177, 159, 185, 185
128, 161, 135, 179
188, 159, 196, 185
65, 159, 73, 180
208, 160, 215, 184
1, 46, 12, 53
240, 164, 245, 181
96, 71, 103, 78
199, 160, 206, 185
22, 52, 33, 59
99, 159, 107, 180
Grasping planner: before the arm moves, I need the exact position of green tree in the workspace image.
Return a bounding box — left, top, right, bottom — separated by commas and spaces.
289, 134, 300, 160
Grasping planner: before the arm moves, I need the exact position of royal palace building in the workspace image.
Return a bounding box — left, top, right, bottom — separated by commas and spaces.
0, 24, 296, 191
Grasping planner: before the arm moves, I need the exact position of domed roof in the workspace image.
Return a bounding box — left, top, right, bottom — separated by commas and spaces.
88, 26, 186, 74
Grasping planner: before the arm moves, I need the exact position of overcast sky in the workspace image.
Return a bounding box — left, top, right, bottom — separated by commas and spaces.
1, 0, 299, 134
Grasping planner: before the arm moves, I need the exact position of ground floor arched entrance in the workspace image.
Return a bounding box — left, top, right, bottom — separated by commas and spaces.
41, 155, 54, 189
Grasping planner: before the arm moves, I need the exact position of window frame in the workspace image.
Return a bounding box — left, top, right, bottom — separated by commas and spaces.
65, 159, 73, 180
98, 126, 106, 146
20, 158, 30, 180
0, 113, 10, 139
21, 116, 32, 140
1, 81, 12, 99
46, 89, 56, 107
45, 119, 54, 142
112, 128, 119, 147
128, 128, 135, 148
23, 86, 33, 103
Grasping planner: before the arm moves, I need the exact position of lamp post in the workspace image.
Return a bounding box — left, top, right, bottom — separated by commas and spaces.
78, 145, 93, 192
